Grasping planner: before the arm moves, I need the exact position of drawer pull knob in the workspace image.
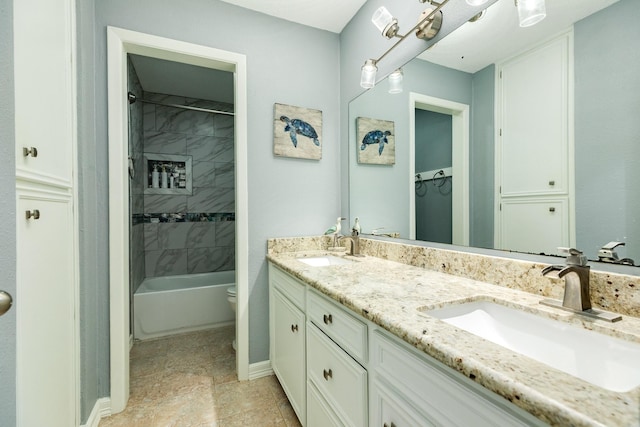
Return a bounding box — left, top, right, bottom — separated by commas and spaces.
548, 180, 555, 186
291, 324, 298, 332
25, 209, 41, 220
23, 147, 38, 157
323, 314, 333, 324
323, 369, 332, 381
549, 207, 556, 212
383, 423, 397, 427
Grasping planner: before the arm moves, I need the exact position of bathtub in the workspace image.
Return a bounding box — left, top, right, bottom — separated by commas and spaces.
133, 270, 235, 340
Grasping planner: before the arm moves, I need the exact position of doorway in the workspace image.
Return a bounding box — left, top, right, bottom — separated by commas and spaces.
107, 27, 249, 414
409, 93, 470, 246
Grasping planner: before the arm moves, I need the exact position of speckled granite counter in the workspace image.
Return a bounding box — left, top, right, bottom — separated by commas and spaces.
267, 237, 640, 427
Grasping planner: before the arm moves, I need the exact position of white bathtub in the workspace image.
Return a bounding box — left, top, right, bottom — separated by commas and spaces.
133, 270, 235, 340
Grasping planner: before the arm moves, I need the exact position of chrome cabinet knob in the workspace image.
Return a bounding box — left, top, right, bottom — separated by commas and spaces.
25, 210, 41, 220
323, 314, 333, 325
23, 147, 38, 157
323, 368, 332, 381
0, 291, 13, 316
291, 324, 298, 333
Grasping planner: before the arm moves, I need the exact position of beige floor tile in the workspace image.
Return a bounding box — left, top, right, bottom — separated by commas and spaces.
100, 328, 294, 427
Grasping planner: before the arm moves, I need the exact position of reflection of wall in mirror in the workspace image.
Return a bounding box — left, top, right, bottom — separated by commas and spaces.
349, 0, 640, 263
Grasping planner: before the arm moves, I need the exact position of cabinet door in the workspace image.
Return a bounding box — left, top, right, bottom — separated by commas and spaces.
16, 190, 76, 427
500, 198, 569, 254
14, 0, 75, 186
370, 379, 433, 427
499, 33, 570, 197
307, 381, 342, 427
272, 289, 306, 424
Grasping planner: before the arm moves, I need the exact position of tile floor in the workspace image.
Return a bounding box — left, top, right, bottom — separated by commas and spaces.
100, 326, 302, 427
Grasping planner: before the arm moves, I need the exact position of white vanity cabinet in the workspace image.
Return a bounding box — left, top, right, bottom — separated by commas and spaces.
269, 264, 307, 424
370, 330, 545, 427
268, 263, 547, 427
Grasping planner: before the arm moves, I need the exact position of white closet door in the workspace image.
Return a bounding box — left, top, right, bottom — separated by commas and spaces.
500, 35, 569, 197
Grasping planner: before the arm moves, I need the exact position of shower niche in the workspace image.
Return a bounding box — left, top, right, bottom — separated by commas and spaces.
144, 153, 193, 195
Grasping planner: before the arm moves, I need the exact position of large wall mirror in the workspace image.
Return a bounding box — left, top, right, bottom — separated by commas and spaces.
349, 0, 640, 266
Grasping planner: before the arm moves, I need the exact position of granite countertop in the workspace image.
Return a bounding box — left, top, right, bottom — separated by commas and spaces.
267, 250, 640, 427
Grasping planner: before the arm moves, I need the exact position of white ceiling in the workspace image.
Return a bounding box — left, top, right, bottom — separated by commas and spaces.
217, 0, 368, 33
419, 0, 619, 73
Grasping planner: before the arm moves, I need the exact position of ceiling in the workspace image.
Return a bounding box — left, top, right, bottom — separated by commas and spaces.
419, 0, 619, 73
217, 0, 368, 33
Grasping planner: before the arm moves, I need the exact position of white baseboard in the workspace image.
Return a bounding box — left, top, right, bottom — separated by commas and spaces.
81, 397, 111, 427
248, 360, 273, 380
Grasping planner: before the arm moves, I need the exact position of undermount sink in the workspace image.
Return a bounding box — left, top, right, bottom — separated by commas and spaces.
420, 299, 640, 392
297, 255, 354, 267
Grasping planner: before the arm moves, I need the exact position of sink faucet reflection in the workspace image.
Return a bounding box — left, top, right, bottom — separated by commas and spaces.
541, 248, 621, 322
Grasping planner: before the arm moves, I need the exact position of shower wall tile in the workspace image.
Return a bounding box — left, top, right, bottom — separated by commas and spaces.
187, 247, 234, 274
192, 161, 217, 187
187, 187, 235, 213
185, 98, 234, 114
157, 223, 192, 249
216, 221, 235, 247
145, 249, 189, 277
144, 131, 187, 155
186, 223, 217, 248
144, 93, 185, 104
131, 223, 146, 291
144, 224, 159, 250
144, 194, 187, 214
213, 114, 234, 137
186, 136, 234, 162
156, 105, 213, 136
143, 104, 155, 132
214, 162, 235, 188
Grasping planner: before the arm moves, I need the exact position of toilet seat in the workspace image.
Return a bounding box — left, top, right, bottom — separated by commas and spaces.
226, 286, 236, 297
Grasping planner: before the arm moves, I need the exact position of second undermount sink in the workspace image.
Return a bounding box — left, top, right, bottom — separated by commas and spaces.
297, 255, 354, 267
420, 299, 640, 392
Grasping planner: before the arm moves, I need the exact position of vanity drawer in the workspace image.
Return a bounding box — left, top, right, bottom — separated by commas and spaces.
371, 330, 543, 427
307, 289, 367, 362
307, 322, 367, 427
269, 263, 305, 309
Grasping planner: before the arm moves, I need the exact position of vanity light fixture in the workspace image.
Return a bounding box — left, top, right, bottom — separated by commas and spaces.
388, 69, 403, 94
360, 0, 449, 89
360, 59, 378, 89
515, 0, 546, 27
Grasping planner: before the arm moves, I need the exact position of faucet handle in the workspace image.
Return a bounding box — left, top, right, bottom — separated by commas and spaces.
557, 247, 587, 266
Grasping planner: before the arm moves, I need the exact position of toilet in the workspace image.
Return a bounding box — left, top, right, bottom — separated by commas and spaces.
226, 286, 237, 350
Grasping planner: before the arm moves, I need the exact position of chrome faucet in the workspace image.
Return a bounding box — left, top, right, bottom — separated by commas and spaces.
339, 231, 363, 257
541, 247, 621, 322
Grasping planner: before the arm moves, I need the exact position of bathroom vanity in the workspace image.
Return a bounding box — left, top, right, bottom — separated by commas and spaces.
267, 236, 640, 427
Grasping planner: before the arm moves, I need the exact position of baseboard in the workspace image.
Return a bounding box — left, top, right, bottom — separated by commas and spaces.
81, 397, 111, 427
248, 360, 273, 380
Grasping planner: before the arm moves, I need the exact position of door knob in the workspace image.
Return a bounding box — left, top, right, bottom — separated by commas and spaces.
25, 209, 40, 220
0, 291, 13, 316
23, 147, 38, 157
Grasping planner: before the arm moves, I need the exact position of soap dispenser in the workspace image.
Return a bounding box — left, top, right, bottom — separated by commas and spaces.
151, 164, 159, 188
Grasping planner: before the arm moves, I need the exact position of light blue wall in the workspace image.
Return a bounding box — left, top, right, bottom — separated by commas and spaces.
470, 64, 495, 249
77, 0, 341, 420
574, 0, 640, 261
0, 0, 16, 423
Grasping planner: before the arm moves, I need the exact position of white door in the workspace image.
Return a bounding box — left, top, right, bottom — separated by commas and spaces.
16, 190, 77, 426
13, 0, 78, 424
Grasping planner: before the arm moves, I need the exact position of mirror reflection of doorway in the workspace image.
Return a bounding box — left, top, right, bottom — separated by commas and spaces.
415, 110, 453, 244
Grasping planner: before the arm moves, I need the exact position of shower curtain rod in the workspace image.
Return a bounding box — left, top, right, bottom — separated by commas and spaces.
127, 92, 235, 116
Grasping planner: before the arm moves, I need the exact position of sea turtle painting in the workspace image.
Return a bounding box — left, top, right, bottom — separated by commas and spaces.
280, 116, 320, 147
361, 130, 392, 155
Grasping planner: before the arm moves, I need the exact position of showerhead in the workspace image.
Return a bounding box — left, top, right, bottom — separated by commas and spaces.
127, 91, 137, 104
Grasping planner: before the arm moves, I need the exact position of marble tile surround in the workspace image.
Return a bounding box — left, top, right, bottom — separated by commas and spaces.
135, 90, 236, 277
267, 235, 640, 318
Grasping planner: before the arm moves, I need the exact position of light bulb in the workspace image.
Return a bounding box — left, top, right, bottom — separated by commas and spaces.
371, 6, 399, 38
360, 60, 378, 89
388, 69, 403, 94
516, 0, 546, 28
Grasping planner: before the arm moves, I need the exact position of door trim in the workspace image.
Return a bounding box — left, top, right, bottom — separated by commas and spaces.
409, 93, 469, 246
107, 26, 249, 413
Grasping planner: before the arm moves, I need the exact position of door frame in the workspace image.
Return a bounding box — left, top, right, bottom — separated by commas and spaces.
409, 92, 469, 245
107, 26, 249, 413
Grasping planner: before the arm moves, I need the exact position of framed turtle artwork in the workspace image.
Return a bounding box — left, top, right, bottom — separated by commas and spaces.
356, 116, 395, 165
273, 103, 322, 160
